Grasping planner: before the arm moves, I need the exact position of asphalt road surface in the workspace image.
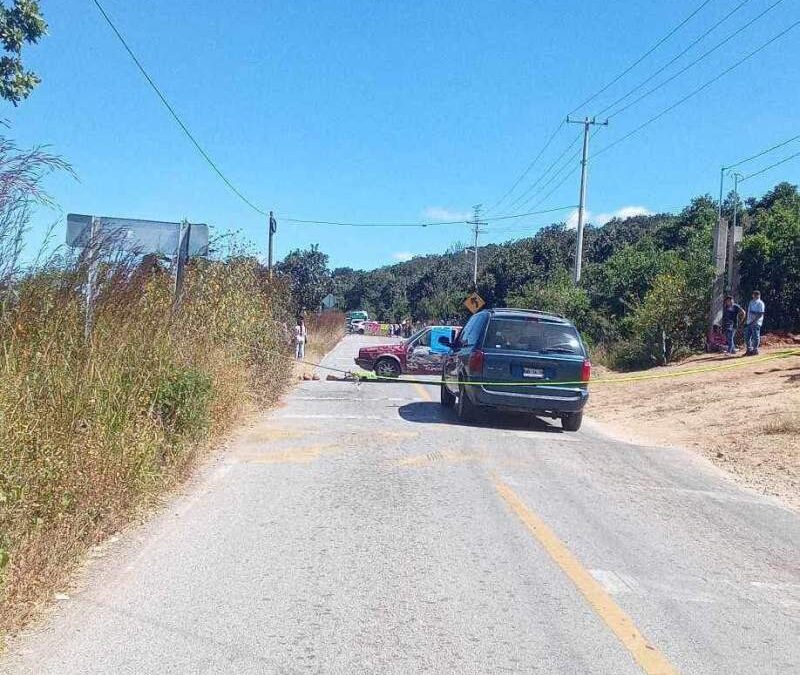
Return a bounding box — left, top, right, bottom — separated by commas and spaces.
4, 335, 799, 674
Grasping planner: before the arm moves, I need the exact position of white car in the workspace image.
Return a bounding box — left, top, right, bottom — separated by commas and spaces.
349, 319, 367, 334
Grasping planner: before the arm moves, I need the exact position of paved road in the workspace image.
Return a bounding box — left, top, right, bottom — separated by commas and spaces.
4, 335, 799, 674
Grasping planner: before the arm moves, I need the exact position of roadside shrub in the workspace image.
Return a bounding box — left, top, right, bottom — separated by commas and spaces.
154, 367, 213, 437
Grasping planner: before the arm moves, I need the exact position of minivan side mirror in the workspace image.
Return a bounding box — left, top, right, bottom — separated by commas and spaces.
437, 335, 452, 348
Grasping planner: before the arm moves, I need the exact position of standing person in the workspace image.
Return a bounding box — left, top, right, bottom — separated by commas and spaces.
744, 290, 766, 356
722, 295, 745, 354
294, 316, 307, 360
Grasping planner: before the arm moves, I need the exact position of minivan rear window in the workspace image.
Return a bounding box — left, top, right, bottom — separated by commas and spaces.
483, 317, 584, 354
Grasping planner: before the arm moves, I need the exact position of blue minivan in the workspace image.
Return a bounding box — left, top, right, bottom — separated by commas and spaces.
439, 308, 591, 431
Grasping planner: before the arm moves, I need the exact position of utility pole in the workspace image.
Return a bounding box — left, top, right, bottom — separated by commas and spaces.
268, 210, 277, 278
717, 166, 728, 224
566, 115, 608, 284
731, 172, 743, 234
469, 204, 486, 289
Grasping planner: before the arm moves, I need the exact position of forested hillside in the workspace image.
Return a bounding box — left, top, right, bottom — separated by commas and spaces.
283, 182, 799, 369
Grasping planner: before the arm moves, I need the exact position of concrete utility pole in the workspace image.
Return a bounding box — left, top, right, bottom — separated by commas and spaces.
268, 211, 277, 278
566, 116, 608, 284
731, 172, 743, 235
717, 166, 728, 224
469, 204, 486, 289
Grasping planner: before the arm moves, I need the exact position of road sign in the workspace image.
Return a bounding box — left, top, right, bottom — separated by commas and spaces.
321, 293, 336, 310
464, 292, 485, 314
67, 214, 209, 257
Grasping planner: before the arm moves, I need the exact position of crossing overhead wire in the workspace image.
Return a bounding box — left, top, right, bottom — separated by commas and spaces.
488, 1, 715, 217
726, 133, 800, 169
90, 0, 268, 217
596, 0, 756, 118
486, 120, 566, 215
603, 0, 785, 120
740, 150, 800, 182
282, 205, 577, 228
501, 132, 583, 213
594, 18, 800, 159
567, 0, 715, 116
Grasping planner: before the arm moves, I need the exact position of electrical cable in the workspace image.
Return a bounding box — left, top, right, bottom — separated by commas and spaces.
596, 0, 755, 118
726, 133, 800, 169
487, 0, 715, 216
282, 205, 577, 228
485, 120, 565, 214
568, 0, 715, 115
604, 0, 785, 120
740, 150, 800, 181
594, 19, 800, 159
501, 132, 583, 213
90, 0, 268, 217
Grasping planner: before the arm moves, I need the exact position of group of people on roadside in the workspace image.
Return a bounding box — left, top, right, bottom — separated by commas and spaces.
709, 290, 766, 356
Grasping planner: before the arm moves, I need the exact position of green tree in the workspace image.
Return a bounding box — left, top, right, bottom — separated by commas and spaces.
276, 244, 332, 313
0, 0, 46, 104
739, 182, 800, 330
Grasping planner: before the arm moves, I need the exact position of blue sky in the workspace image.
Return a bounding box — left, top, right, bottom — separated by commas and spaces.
8, 0, 800, 269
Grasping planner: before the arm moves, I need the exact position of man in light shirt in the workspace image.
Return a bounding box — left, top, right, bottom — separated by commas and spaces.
744, 290, 766, 356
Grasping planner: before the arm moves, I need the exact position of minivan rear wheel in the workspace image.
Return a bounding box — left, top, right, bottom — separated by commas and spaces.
562, 412, 582, 432
457, 385, 476, 422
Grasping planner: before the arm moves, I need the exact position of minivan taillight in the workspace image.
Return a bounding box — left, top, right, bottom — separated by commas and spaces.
581, 359, 592, 382
468, 349, 485, 375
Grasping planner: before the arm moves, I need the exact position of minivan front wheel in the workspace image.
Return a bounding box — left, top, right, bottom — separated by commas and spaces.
561, 412, 583, 432
440, 380, 455, 408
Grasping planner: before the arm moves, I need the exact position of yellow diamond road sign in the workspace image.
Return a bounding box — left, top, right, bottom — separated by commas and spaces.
464, 292, 485, 314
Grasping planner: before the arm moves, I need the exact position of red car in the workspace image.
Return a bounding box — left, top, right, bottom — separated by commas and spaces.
354, 325, 460, 378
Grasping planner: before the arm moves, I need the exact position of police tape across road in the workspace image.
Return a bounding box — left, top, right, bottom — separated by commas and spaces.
275, 346, 800, 388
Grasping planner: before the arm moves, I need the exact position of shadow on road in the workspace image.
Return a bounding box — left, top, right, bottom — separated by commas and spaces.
397, 401, 563, 433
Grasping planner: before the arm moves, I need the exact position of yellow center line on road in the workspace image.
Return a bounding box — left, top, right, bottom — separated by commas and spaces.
412, 381, 434, 401
493, 476, 679, 675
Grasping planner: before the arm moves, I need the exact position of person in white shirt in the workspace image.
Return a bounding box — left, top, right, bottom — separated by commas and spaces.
744, 290, 765, 356
294, 316, 307, 360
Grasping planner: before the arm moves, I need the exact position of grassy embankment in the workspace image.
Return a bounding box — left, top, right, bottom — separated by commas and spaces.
0, 250, 343, 637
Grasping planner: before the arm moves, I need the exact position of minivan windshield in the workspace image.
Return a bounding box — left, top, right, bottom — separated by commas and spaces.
483, 317, 584, 355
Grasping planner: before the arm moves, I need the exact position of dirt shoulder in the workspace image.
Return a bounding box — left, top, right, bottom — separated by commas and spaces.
586, 346, 800, 510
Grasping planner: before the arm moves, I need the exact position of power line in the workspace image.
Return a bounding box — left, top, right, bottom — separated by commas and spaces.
282, 205, 577, 228
501, 132, 583, 213
604, 0, 785, 120
90, 0, 268, 217
596, 0, 755, 118
726, 133, 800, 168
487, 1, 714, 215
594, 19, 800, 159
568, 0, 715, 116
741, 150, 800, 182
486, 120, 565, 214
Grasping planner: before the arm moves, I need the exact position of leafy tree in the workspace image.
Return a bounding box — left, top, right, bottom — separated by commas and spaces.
0, 0, 47, 104
276, 244, 332, 313
739, 182, 800, 330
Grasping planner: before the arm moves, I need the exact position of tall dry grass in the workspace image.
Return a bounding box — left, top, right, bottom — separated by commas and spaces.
0, 138, 311, 635
0, 253, 296, 634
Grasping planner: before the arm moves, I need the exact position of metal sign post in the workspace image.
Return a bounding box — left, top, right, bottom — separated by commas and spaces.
84, 216, 98, 341
173, 220, 192, 312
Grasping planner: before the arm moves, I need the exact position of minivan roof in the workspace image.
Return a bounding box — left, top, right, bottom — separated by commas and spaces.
484, 307, 572, 325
